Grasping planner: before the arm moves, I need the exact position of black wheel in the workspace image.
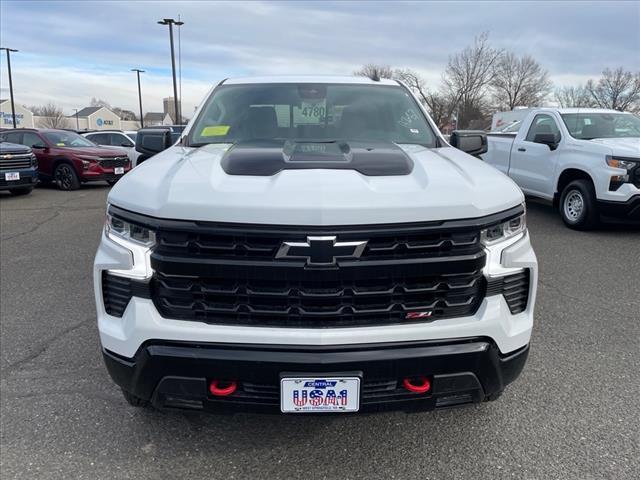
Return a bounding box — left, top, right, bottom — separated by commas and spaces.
559, 179, 599, 230
121, 389, 149, 408
485, 391, 503, 402
54, 163, 80, 191
107, 179, 119, 186
9, 187, 33, 196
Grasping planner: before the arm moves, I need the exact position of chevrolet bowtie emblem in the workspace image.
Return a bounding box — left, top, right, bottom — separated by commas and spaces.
276, 236, 368, 266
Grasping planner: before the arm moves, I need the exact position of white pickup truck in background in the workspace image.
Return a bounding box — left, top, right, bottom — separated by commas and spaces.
481, 108, 640, 229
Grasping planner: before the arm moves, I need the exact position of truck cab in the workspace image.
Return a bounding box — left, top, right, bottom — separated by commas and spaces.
482, 108, 640, 228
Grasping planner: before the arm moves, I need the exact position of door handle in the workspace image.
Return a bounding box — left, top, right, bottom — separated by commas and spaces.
517, 148, 526, 152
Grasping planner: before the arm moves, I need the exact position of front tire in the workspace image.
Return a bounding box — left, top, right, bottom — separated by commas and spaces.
54, 163, 80, 191
9, 187, 33, 196
559, 179, 599, 230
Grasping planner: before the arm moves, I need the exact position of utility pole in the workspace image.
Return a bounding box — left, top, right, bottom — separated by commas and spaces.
73, 108, 79, 130
131, 68, 145, 128
1, 47, 19, 128
157, 18, 184, 125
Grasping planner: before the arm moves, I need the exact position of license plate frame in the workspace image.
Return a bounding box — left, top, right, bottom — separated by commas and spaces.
5, 172, 20, 181
280, 374, 361, 413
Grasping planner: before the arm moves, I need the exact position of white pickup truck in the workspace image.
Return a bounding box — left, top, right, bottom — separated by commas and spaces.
94, 76, 537, 414
481, 108, 640, 229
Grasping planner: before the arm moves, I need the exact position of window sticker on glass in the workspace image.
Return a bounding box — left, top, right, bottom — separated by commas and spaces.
201, 125, 230, 136
294, 99, 326, 125
398, 109, 420, 127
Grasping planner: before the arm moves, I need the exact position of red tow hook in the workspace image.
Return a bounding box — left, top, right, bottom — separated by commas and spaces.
402, 376, 431, 394
209, 380, 237, 396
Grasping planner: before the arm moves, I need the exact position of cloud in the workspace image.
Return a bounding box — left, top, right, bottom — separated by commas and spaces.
1, 0, 638, 116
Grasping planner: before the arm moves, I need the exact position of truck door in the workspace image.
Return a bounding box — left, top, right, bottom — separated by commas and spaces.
509, 114, 562, 199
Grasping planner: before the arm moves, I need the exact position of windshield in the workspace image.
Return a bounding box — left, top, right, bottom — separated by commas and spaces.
188, 83, 437, 147
126, 132, 137, 142
43, 131, 97, 147
561, 113, 640, 139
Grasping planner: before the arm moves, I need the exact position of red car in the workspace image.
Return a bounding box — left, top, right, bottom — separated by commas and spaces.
0, 129, 131, 190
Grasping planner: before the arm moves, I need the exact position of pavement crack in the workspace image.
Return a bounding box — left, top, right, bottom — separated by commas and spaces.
4, 318, 92, 373
1, 210, 61, 241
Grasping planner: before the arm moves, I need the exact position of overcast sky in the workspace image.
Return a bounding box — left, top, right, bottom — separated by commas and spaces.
1, 0, 639, 116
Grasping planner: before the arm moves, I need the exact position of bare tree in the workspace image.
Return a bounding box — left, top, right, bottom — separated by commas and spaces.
354, 64, 394, 81
394, 69, 456, 129
554, 85, 593, 108
490, 53, 552, 110
37, 103, 70, 129
112, 107, 137, 121
585, 67, 640, 112
442, 32, 503, 128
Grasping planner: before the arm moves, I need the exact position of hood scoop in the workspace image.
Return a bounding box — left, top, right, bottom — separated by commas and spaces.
220, 139, 414, 176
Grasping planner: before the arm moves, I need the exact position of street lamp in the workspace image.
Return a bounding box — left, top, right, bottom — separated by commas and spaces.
131, 68, 145, 128
0, 47, 19, 128
73, 108, 79, 130
157, 18, 184, 125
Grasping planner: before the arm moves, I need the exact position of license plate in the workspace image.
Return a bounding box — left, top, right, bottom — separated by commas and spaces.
281, 377, 360, 413
114, 167, 125, 175
5, 172, 20, 181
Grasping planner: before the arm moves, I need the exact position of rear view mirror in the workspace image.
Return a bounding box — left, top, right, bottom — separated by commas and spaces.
533, 133, 559, 151
449, 131, 488, 157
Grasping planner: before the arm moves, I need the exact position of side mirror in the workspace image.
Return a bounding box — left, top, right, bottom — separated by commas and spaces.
121, 142, 133, 147
533, 133, 559, 151
32, 144, 47, 149
449, 130, 488, 157
135, 128, 173, 156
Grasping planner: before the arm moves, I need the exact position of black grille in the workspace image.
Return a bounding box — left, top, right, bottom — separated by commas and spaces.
151, 268, 486, 327
154, 226, 481, 262
99, 157, 128, 168
108, 205, 526, 328
486, 270, 530, 314
0, 153, 33, 171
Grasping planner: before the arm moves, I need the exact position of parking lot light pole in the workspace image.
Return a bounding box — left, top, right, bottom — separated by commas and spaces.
131, 68, 145, 128
73, 108, 79, 130
157, 18, 184, 125
1, 47, 19, 128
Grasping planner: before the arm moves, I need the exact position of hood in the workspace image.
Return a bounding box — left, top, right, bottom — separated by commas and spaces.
58, 146, 128, 157
108, 143, 524, 225
0, 142, 31, 154
588, 137, 640, 157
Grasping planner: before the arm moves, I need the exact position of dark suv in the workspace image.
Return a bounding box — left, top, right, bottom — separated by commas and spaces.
0, 129, 131, 190
0, 142, 38, 195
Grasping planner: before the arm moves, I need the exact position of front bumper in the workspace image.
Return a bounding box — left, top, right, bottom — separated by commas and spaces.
0, 168, 38, 190
597, 195, 640, 223
104, 338, 529, 413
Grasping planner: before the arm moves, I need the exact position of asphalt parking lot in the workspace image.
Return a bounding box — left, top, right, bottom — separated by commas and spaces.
1, 184, 639, 480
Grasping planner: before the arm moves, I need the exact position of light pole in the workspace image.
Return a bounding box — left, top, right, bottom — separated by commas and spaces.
73, 108, 79, 130
131, 68, 145, 128
1, 47, 19, 128
157, 18, 184, 125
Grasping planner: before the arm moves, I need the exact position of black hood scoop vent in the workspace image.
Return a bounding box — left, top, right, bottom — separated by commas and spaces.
220, 139, 414, 176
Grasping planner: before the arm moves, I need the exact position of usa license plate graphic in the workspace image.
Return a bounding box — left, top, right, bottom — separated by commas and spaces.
281, 377, 360, 413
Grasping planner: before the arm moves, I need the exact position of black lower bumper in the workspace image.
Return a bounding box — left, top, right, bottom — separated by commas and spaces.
598, 195, 640, 223
0, 171, 38, 190
103, 338, 529, 414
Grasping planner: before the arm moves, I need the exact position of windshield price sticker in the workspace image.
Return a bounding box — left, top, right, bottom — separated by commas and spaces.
295, 100, 327, 124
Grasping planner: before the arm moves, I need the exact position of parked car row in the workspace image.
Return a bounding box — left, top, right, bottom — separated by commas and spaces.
0, 128, 132, 192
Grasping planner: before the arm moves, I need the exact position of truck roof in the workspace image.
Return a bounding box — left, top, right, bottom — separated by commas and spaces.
222, 75, 400, 86
529, 107, 630, 115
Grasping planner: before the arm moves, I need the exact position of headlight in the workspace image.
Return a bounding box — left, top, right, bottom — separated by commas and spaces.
30, 154, 38, 168
105, 213, 156, 247
606, 156, 638, 170
481, 209, 526, 246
